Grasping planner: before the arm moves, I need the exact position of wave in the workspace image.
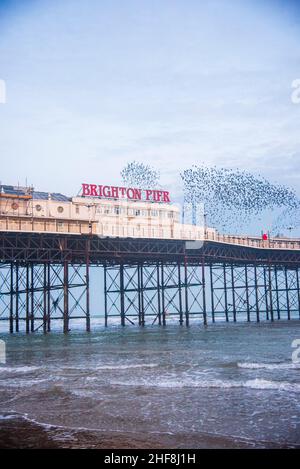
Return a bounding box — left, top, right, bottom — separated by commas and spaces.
0, 363, 157, 374
243, 378, 300, 392
238, 362, 300, 370
93, 363, 158, 370
110, 377, 300, 392
0, 366, 40, 374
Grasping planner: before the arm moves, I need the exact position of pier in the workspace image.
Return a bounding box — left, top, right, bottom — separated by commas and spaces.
1, 230, 300, 332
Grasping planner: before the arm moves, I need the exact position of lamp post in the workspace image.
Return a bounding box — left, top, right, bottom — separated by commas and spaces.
204, 212, 207, 239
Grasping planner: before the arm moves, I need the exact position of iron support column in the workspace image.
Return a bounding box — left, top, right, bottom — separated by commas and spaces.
296, 267, 300, 319
245, 264, 250, 322
26, 263, 30, 333
63, 261, 69, 333
156, 262, 162, 326
9, 262, 13, 334
104, 264, 108, 327
47, 263, 51, 332
202, 258, 207, 326
231, 264, 237, 322
184, 257, 189, 327
285, 267, 291, 320
161, 262, 166, 326
268, 264, 274, 322
139, 263, 145, 326
210, 263, 215, 323
254, 263, 260, 322
263, 267, 269, 321
275, 266, 280, 320
30, 263, 35, 333
178, 261, 183, 325
86, 242, 91, 332
15, 263, 19, 332
223, 264, 229, 322
120, 263, 125, 326
43, 263, 47, 334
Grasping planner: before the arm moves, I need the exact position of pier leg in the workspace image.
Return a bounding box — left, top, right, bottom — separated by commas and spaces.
26, 264, 30, 333
254, 263, 260, 322
161, 262, 166, 326
263, 267, 269, 321
184, 258, 189, 327
202, 258, 207, 326
268, 264, 274, 322
178, 261, 183, 325
30, 263, 35, 332
43, 263, 47, 334
245, 265, 250, 322
139, 263, 145, 326
47, 263, 51, 332
156, 262, 162, 326
104, 264, 108, 327
86, 255, 90, 332
210, 263, 215, 323
223, 264, 229, 322
285, 267, 291, 320
9, 262, 14, 333
275, 266, 280, 320
296, 267, 300, 319
231, 264, 237, 322
15, 263, 19, 332
63, 261, 69, 333
120, 263, 125, 327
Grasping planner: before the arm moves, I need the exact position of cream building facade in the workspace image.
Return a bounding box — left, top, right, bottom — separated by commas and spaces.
0, 185, 213, 240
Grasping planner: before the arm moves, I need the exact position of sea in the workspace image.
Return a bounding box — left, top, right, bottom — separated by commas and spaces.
0, 319, 300, 448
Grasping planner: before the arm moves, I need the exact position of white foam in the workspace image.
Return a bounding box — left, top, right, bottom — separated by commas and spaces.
244, 378, 300, 392
110, 376, 300, 392
93, 363, 158, 371
0, 413, 19, 421
238, 362, 300, 370
0, 365, 39, 374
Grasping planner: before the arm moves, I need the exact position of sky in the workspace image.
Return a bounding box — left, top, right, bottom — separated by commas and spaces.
0, 0, 300, 201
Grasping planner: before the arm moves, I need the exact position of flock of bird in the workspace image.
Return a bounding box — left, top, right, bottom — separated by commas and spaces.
121, 161, 160, 189
180, 165, 299, 235
121, 161, 299, 236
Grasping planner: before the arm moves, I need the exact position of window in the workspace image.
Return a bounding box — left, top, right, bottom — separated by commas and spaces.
75, 206, 80, 214
11, 202, 18, 210
57, 206, 64, 213
35, 204, 42, 212
114, 206, 120, 215
135, 209, 141, 216
151, 210, 158, 217
168, 212, 174, 218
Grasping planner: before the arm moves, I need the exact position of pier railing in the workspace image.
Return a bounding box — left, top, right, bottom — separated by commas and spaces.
1, 214, 300, 251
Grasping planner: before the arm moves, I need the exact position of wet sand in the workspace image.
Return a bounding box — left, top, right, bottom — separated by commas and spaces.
0, 415, 296, 449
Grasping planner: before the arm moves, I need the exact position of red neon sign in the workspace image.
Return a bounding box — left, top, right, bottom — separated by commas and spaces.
81, 184, 171, 203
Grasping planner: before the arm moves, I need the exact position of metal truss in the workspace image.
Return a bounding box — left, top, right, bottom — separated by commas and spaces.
0, 262, 90, 333
104, 259, 206, 327
2, 233, 300, 266
104, 261, 300, 327
1, 232, 300, 332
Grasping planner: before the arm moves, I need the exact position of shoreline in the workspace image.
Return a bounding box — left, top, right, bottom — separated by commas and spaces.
0, 415, 297, 449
